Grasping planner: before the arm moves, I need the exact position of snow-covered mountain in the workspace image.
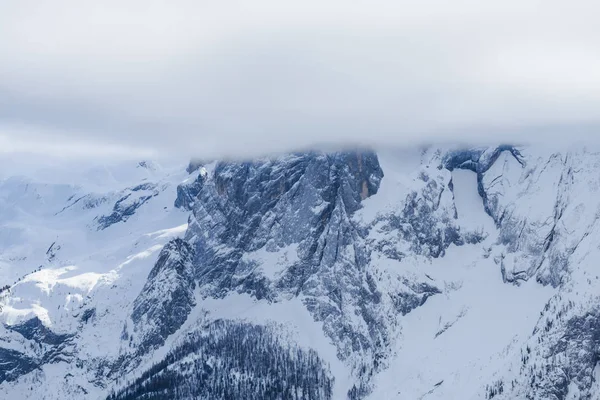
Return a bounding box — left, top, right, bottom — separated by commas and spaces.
0, 145, 598, 399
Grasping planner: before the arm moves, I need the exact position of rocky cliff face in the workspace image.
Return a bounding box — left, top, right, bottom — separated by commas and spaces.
130, 149, 495, 398
131, 238, 196, 354
1, 146, 600, 399
166, 151, 391, 396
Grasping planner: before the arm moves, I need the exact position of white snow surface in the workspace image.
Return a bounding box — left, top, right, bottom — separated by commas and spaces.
451, 169, 496, 236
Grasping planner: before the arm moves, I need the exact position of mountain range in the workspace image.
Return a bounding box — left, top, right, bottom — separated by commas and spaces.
0, 145, 598, 400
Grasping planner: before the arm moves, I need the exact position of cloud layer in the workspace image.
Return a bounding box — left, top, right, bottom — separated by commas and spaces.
1, 0, 600, 159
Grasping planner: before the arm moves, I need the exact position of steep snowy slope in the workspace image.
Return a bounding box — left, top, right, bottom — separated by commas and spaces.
0, 146, 598, 400
0, 159, 192, 398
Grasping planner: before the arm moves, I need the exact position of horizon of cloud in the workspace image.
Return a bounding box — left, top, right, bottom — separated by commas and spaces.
1, 0, 600, 161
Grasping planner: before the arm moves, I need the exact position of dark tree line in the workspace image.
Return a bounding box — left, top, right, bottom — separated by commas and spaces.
486, 380, 504, 399
108, 320, 334, 400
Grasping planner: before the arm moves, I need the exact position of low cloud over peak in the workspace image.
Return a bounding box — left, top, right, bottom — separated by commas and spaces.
1, 0, 600, 160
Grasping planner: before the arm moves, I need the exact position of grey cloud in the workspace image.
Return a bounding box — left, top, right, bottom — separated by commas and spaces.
1, 0, 600, 160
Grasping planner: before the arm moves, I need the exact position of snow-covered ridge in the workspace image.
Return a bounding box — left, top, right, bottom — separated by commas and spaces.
0, 146, 598, 399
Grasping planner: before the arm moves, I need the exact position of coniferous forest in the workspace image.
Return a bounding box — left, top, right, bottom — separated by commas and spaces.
108, 320, 334, 400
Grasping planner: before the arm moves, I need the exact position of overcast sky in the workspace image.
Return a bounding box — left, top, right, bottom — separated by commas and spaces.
1, 0, 600, 160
